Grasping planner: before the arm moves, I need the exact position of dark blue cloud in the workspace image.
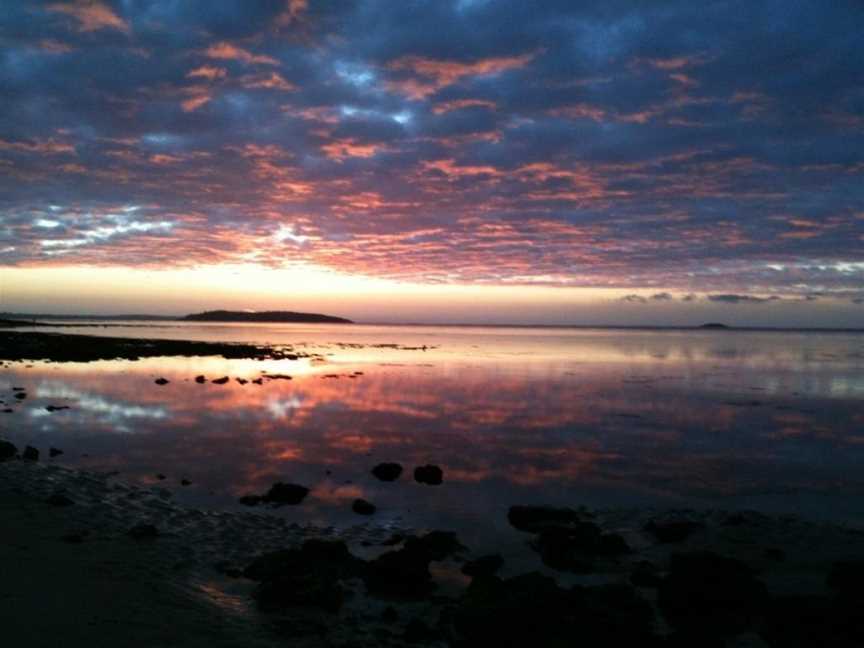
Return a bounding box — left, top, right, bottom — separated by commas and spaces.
0, 0, 861, 297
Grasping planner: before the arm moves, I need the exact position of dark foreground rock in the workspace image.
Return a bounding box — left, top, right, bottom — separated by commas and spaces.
461, 554, 504, 579
658, 551, 768, 637
352, 498, 376, 515
371, 462, 403, 481
507, 505, 583, 533
22, 446, 39, 461
364, 531, 465, 599
0, 440, 17, 461
263, 482, 309, 506
244, 539, 364, 613
443, 572, 659, 646
413, 464, 443, 485
644, 517, 705, 543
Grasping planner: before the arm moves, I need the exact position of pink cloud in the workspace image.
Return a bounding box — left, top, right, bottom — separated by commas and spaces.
204, 42, 278, 66
46, 1, 129, 34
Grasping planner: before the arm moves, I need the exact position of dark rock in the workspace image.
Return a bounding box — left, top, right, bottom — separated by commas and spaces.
61, 533, 84, 544
154, 377, 169, 385
761, 594, 864, 648
532, 522, 603, 572
507, 505, 582, 533
180, 479, 192, 486
461, 554, 504, 579
381, 606, 399, 623
827, 560, 864, 599
14, 392, 26, 400
372, 462, 403, 481
413, 464, 443, 485
22, 446, 39, 461
0, 440, 17, 461
352, 498, 376, 515
235, 378, 248, 385
445, 571, 657, 646
644, 517, 704, 543
254, 569, 344, 613
764, 547, 785, 562
211, 376, 230, 384
238, 494, 263, 506
49, 447, 63, 458
382, 533, 405, 546
194, 375, 206, 384
404, 618, 439, 643
252, 378, 263, 385
658, 551, 768, 636
598, 532, 631, 555
128, 524, 159, 539
45, 405, 70, 412
630, 561, 663, 588
2, 408, 12, 413
404, 531, 465, 561
263, 482, 309, 506
46, 493, 74, 507
364, 547, 434, 599
244, 540, 363, 613
156, 473, 166, 480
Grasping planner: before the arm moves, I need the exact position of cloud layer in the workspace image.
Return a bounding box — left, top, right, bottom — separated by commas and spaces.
1, 1, 863, 301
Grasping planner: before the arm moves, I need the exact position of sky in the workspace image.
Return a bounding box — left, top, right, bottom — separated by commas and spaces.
1, 0, 863, 326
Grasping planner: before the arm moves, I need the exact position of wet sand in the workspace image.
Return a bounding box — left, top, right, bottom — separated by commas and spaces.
3, 455, 863, 647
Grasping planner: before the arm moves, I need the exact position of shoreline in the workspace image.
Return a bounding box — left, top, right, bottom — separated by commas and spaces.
2, 453, 863, 646
0, 330, 312, 363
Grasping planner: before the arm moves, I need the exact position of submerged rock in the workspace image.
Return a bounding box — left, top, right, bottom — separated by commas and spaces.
658, 551, 768, 636
263, 482, 309, 506
371, 462, 403, 482
49, 447, 63, 457
352, 498, 376, 515
0, 439, 17, 461
154, 377, 169, 385
365, 531, 465, 599
445, 572, 657, 646
238, 494, 263, 506
644, 517, 704, 543
414, 464, 443, 485
22, 446, 39, 461
507, 505, 583, 533
128, 524, 159, 540
194, 375, 206, 384
211, 376, 230, 385
46, 493, 74, 507
461, 554, 504, 579
245, 540, 364, 613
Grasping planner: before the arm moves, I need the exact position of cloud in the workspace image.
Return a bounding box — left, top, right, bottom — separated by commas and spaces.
46, 1, 130, 33
204, 42, 278, 66
0, 0, 861, 303
386, 53, 535, 99
707, 294, 780, 305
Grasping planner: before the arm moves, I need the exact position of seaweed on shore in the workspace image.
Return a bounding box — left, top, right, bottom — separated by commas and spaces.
0, 331, 308, 363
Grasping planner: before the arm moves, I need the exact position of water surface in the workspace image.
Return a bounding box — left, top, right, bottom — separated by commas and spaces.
2, 323, 863, 551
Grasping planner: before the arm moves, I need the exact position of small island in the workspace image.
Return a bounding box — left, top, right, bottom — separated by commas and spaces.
698, 322, 730, 329
183, 310, 353, 324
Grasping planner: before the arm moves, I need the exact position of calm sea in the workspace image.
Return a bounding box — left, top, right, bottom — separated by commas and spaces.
2, 322, 864, 548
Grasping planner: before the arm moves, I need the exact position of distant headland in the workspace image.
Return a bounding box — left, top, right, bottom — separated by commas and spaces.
182, 310, 353, 324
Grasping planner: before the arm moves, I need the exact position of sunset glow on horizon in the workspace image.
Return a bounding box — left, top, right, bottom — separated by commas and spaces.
1, 1, 863, 326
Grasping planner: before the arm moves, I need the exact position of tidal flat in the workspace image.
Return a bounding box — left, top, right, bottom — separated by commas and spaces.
1, 324, 863, 646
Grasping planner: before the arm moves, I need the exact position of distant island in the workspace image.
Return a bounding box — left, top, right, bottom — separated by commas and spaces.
699, 322, 730, 329
182, 310, 353, 324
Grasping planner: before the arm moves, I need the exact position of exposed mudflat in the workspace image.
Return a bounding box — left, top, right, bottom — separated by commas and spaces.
0, 330, 314, 363
2, 455, 863, 647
